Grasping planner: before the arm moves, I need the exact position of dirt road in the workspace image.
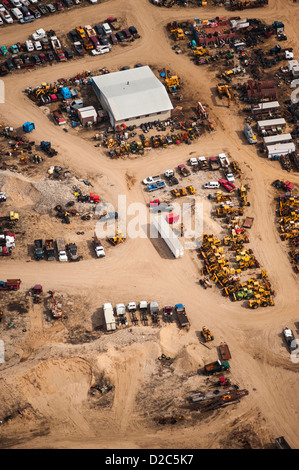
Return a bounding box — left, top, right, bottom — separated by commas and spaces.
0, 0, 298, 449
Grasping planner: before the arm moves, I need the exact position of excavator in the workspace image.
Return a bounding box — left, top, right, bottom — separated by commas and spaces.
217, 83, 231, 108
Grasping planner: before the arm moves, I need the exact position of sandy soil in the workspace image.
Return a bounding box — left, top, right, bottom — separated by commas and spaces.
0, 0, 298, 449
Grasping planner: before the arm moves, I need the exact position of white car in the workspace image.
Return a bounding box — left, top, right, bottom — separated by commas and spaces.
34, 40, 42, 51
11, 7, 23, 19
164, 169, 174, 178
203, 181, 220, 189
11, 0, 22, 6
226, 173, 235, 183
0, 8, 13, 23
91, 47, 110, 55
25, 40, 34, 52
32, 28, 46, 40
20, 0, 30, 5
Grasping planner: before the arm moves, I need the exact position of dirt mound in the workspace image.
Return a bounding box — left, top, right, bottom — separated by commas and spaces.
1, 175, 41, 208
20, 357, 92, 423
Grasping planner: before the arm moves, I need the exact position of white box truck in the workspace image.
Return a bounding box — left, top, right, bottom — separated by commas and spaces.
153, 216, 184, 259
103, 303, 116, 331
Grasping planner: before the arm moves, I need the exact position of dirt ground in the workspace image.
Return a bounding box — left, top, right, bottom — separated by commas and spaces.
0, 0, 298, 450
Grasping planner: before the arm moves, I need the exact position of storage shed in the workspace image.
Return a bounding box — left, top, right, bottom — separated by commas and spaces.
77, 106, 97, 126
266, 142, 296, 158
257, 118, 286, 133
263, 133, 293, 147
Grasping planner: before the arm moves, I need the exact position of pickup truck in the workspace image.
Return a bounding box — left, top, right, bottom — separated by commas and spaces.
34, 239, 44, 260
147, 182, 166, 192
174, 303, 190, 329
218, 179, 235, 193
93, 237, 105, 257
66, 243, 78, 261
73, 41, 85, 56
85, 24, 97, 37
218, 153, 230, 169
203, 360, 230, 376
143, 175, 162, 185
56, 49, 67, 62
178, 164, 191, 177
53, 110, 66, 126
198, 156, 209, 171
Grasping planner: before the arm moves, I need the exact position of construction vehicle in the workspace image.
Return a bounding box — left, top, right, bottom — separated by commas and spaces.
107, 230, 125, 246
173, 28, 184, 41
193, 46, 210, 57
0, 212, 19, 225
165, 71, 180, 91
179, 188, 187, 197
203, 360, 230, 376
186, 185, 196, 195
239, 185, 250, 207
201, 326, 214, 342
0, 279, 21, 290
50, 290, 62, 319
217, 83, 231, 107
216, 206, 243, 217
171, 188, 181, 197
248, 295, 275, 308
175, 304, 190, 329
34, 239, 44, 260
283, 327, 297, 352
197, 102, 208, 119
45, 239, 55, 261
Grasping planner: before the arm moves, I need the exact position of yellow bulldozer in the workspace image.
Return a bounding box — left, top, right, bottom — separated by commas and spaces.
165, 71, 180, 90
107, 230, 125, 246
217, 83, 231, 108
186, 185, 196, 195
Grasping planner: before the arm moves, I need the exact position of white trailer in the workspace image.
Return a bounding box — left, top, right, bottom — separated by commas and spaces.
263, 133, 293, 147
153, 216, 184, 259
266, 142, 296, 158
103, 302, 116, 331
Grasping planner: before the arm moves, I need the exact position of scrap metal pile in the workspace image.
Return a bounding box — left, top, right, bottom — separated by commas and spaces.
103, 120, 201, 158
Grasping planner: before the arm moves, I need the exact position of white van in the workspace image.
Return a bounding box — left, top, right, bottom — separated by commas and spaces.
11, 7, 23, 19
203, 181, 220, 189
25, 40, 34, 52
102, 22, 112, 35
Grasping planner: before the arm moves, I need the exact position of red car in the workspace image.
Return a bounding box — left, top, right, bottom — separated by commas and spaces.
149, 199, 161, 207
218, 179, 235, 193
56, 1, 63, 9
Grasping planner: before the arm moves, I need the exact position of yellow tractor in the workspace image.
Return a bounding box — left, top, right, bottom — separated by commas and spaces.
165, 71, 180, 90
171, 188, 181, 197
201, 326, 214, 342
174, 28, 185, 40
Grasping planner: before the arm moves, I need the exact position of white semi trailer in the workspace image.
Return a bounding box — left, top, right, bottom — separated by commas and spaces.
153, 216, 184, 259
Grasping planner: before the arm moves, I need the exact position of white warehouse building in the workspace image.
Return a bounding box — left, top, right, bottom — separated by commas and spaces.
91, 66, 173, 128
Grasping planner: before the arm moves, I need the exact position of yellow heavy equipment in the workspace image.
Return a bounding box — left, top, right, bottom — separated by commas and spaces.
180, 188, 187, 196
201, 326, 214, 342
186, 185, 196, 195
239, 185, 250, 207
216, 206, 243, 217
193, 46, 210, 56
174, 28, 185, 40
248, 295, 275, 309
107, 230, 125, 246
216, 191, 231, 203
165, 71, 180, 90
171, 188, 181, 197
217, 83, 231, 108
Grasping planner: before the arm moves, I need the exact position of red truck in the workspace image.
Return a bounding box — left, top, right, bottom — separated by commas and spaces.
219, 179, 236, 193
53, 110, 66, 126
0, 279, 21, 290
178, 164, 191, 177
